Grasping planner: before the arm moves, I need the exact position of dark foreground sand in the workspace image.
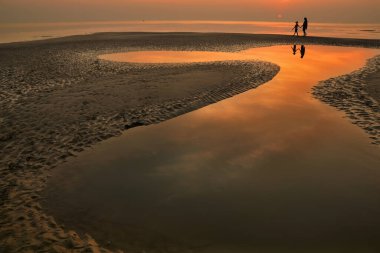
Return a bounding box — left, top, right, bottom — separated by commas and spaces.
0, 33, 379, 252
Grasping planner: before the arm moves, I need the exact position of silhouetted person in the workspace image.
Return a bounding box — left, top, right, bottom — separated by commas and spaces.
301, 17, 308, 36
291, 45, 298, 55
292, 21, 300, 36
300, 45, 306, 58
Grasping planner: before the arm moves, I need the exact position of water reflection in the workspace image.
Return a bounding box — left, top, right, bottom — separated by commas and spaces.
1, 21, 380, 44
291, 44, 298, 55
101, 44, 314, 64
300, 45, 306, 58
44, 46, 380, 253
290, 44, 306, 58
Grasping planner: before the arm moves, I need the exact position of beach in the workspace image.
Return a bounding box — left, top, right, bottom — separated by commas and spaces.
0, 32, 380, 252
313, 55, 380, 144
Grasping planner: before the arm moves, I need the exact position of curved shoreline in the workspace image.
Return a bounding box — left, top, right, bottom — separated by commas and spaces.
0, 33, 379, 252
313, 55, 380, 145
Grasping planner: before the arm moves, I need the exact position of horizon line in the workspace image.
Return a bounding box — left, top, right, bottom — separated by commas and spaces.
1, 19, 380, 27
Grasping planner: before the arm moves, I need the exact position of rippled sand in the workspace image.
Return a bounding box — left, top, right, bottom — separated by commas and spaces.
0, 33, 379, 252
313, 55, 380, 145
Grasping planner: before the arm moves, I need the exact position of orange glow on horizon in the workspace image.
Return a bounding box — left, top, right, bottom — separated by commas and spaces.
1, 0, 379, 23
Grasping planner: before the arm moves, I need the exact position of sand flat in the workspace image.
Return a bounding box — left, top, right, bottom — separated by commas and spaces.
313, 55, 380, 144
43, 45, 380, 253
0, 33, 379, 252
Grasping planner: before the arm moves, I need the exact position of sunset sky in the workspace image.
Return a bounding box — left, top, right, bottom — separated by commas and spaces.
1, 0, 379, 23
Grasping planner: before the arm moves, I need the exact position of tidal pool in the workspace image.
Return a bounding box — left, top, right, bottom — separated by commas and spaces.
43, 46, 380, 253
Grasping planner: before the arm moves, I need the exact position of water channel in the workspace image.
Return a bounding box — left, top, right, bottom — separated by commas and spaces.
43, 45, 380, 252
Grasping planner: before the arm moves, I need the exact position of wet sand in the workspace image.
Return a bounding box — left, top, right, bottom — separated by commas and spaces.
313, 55, 380, 144
0, 33, 379, 252
43, 46, 380, 253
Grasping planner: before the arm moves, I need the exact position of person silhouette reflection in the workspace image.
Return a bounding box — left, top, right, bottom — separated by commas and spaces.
291, 45, 298, 55
290, 44, 306, 58
300, 45, 306, 58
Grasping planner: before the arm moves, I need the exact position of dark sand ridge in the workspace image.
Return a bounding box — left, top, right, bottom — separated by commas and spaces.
313, 55, 380, 145
0, 33, 379, 252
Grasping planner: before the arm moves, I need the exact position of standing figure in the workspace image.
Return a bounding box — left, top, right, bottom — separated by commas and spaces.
301, 17, 308, 36
292, 21, 300, 36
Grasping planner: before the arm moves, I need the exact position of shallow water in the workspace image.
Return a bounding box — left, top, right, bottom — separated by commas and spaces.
43, 45, 380, 252
1, 21, 379, 43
